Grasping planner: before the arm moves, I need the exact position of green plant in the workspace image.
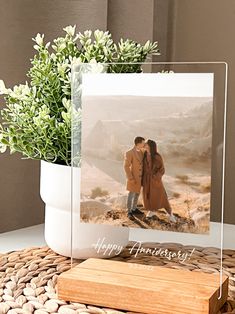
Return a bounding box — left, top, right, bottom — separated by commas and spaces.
90, 187, 109, 199
0, 25, 160, 165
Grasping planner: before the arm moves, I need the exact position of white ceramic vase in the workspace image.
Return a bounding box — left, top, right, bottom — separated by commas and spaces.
40, 160, 129, 259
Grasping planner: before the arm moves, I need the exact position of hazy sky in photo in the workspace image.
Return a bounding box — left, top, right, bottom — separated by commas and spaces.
82, 73, 214, 97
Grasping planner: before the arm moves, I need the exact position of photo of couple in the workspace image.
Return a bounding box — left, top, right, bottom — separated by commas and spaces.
124, 136, 176, 223
79, 72, 213, 234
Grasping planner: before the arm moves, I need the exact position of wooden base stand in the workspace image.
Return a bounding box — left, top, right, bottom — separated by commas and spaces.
57, 258, 228, 314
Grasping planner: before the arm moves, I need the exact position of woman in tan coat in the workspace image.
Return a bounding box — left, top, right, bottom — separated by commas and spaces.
142, 139, 176, 223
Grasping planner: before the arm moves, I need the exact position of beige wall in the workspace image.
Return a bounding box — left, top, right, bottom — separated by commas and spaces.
153, 0, 175, 62
169, 0, 235, 224
107, 0, 154, 44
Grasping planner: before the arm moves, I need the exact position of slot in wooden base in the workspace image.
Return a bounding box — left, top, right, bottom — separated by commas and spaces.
57, 258, 228, 314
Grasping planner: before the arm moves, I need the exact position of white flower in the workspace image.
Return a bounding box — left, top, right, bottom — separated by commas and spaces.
50, 53, 56, 61
9, 83, 31, 100
0, 134, 7, 153
0, 143, 7, 153
84, 30, 92, 38
0, 80, 6, 94
33, 45, 40, 51
33, 33, 44, 46
90, 59, 97, 64
62, 98, 71, 110
63, 25, 76, 37
13, 83, 30, 96
57, 42, 66, 52
90, 59, 105, 73
71, 57, 82, 66
45, 42, 50, 49
0, 80, 11, 95
57, 63, 68, 76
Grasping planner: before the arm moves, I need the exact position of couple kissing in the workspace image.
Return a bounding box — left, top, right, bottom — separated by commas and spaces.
124, 136, 177, 223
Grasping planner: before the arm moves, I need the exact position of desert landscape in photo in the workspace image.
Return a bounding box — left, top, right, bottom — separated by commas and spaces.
80, 95, 213, 234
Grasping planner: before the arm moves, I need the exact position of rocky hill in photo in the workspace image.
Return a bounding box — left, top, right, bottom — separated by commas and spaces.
83, 96, 213, 163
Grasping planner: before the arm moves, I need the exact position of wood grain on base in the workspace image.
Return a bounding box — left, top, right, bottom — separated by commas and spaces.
57, 258, 228, 314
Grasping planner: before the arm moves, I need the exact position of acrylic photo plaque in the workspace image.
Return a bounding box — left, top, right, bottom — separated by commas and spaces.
71, 62, 228, 299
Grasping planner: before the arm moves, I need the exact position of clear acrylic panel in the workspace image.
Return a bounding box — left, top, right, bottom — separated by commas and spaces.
71, 62, 228, 299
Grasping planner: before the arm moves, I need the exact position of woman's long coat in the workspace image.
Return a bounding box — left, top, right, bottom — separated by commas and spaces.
142, 153, 171, 211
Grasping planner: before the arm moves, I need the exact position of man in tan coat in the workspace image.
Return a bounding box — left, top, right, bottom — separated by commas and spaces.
124, 136, 145, 219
